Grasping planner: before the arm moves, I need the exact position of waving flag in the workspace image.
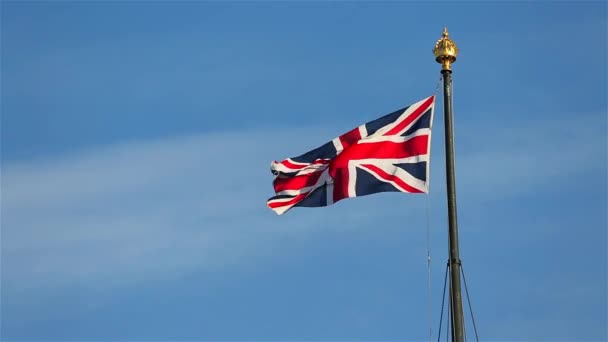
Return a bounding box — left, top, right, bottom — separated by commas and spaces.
267, 95, 435, 215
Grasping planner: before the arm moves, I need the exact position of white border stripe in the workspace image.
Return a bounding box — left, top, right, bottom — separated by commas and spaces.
358, 124, 368, 139
332, 137, 344, 153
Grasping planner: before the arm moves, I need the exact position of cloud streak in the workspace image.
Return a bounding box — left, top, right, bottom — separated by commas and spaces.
1, 109, 606, 341
2, 111, 605, 292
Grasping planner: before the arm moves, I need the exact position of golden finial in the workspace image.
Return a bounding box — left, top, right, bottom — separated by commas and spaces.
433, 27, 459, 72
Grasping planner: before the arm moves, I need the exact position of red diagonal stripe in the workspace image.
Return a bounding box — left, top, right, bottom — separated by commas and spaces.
280, 159, 308, 170
267, 192, 308, 209
279, 159, 330, 170
273, 170, 324, 193
359, 164, 423, 193
384, 96, 434, 136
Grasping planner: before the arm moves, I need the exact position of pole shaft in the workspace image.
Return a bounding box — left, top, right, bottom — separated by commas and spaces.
441, 69, 465, 342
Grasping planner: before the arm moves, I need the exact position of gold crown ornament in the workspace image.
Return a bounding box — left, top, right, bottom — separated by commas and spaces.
433, 27, 459, 71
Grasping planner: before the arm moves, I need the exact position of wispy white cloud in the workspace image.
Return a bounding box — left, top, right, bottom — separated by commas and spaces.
2, 126, 392, 297
1, 129, 299, 291
440, 111, 606, 198
1, 112, 605, 296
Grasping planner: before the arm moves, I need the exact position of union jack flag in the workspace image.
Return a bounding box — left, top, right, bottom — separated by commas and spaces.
267, 95, 435, 215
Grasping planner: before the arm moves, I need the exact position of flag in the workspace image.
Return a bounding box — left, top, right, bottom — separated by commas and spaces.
267, 95, 435, 215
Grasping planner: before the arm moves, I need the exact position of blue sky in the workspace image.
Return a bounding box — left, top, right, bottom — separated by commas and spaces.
1, 1, 606, 341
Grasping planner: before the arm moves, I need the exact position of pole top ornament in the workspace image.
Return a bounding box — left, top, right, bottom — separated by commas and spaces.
433, 27, 459, 72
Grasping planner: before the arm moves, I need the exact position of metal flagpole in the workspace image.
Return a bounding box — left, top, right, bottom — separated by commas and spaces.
433, 27, 465, 342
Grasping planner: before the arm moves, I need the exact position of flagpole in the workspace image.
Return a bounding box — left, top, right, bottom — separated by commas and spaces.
433, 27, 465, 342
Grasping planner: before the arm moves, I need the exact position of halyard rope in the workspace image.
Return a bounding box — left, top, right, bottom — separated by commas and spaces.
426, 76, 442, 342
462, 265, 479, 341
437, 262, 449, 342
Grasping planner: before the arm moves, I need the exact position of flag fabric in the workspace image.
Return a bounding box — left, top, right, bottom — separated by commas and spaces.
267, 95, 435, 215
